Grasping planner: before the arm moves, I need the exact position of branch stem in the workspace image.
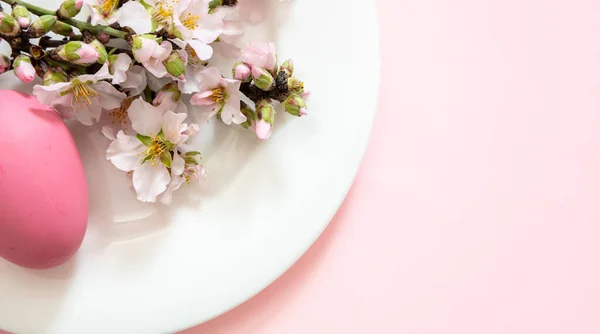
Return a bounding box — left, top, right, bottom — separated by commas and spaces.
0, 0, 128, 39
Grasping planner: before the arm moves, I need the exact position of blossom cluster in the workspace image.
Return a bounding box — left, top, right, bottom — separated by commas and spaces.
0, 0, 308, 204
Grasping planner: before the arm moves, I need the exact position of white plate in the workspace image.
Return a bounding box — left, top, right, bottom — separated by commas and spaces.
0, 0, 379, 332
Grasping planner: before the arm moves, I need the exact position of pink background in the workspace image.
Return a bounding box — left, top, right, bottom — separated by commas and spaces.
183, 0, 600, 332
4, 0, 600, 332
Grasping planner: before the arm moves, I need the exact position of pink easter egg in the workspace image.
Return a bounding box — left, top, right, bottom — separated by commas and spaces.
0, 90, 88, 269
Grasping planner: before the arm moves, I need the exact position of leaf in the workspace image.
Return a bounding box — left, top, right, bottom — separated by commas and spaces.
160, 150, 172, 168
136, 133, 152, 146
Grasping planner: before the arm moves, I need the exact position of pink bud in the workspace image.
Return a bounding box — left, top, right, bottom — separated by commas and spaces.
76, 44, 99, 64
15, 61, 35, 83
97, 31, 110, 44
254, 119, 272, 140
299, 107, 308, 116
301, 89, 311, 99
17, 17, 30, 28
0, 58, 9, 74
75, 0, 83, 9
234, 63, 250, 80
251, 66, 262, 79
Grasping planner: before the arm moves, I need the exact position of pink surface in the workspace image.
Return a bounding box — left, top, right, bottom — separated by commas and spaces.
4, 0, 600, 331
182, 0, 600, 333
0, 91, 88, 269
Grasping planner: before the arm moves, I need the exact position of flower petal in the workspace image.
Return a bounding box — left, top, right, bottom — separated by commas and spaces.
118, 1, 152, 34
74, 97, 102, 125
188, 39, 213, 61
171, 151, 185, 176
95, 81, 127, 109
128, 97, 163, 136
106, 130, 144, 171
198, 67, 221, 91
133, 162, 171, 203
192, 11, 223, 44
162, 110, 188, 144
120, 65, 147, 96
159, 174, 184, 205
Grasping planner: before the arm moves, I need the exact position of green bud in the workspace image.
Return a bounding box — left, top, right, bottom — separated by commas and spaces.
287, 77, 305, 94
27, 15, 57, 38
89, 39, 107, 64
240, 105, 256, 129
252, 67, 275, 91
256, 99, 275, 125
164, 51, 186, 79
283, 94, 307, 116
0, 13, 21, 36
43, 70, 69, 86
13, 54, 31, 67
280, 59, 293, 77
56, 41, 100, 66
51, 20, 73, 36
58, 0, 83, 18
12, 5, 31, 28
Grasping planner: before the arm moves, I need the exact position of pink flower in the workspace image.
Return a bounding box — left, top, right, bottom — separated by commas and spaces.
132, 34, 172, 78
189, 67, 246, 125
242, 42, 277, 71
172, 0, 223, 60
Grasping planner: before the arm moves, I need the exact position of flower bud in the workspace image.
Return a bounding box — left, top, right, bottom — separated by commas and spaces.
89, 39, 107, 64
0, 54, 10, 74
43, 70, 68, 86
283, 94, 307, 116
232, 62, 250, 81
254, 99, 275, 140
164, 51, 185, 80
97, 31, 110, 44
280, 59, 293, 77
287, 77, 304, 94
251, 67, 274, 91
240, 104, 256, 129
13, 55, 35, 83
0, 12, 21, 36
132, 34, 162, 62
153, 82, 182, 107
56, 41, 100, 65
51, 20, 73, 36
12, 5, 31, 28
58, 0, 83, 19
27, 15, 57, 38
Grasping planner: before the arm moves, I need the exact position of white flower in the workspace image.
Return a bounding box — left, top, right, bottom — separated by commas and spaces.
120, 65, 148, 96
106, 97, 198, 202
86, 0, 151, 34
132, 34, 173, 78
173, 0, 223, 60
33, 63, 126, 125
242, 42, 277, 71
171, 38, 205, 94
159, 158, 206, 205
211, 7, 243, 59
189, 67, 245, 125
109, 53, 132, 85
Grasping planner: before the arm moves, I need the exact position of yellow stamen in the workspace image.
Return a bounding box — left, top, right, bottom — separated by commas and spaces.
185, 45, 202, 68
100, 0, 118, 16
108, 98, 133, 124
70, 80, 98, 108
182, 12, 200, 30
152, 0, 175, 24
144, 137, 169, 167
211, 87, 226, 103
